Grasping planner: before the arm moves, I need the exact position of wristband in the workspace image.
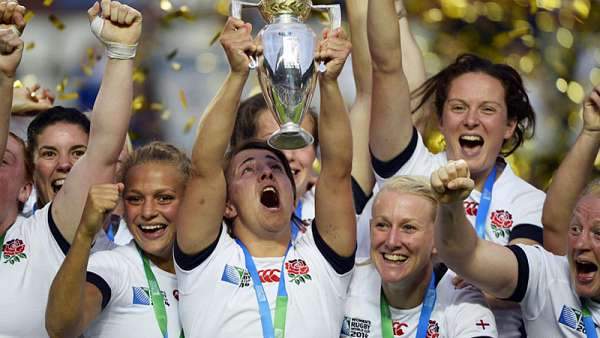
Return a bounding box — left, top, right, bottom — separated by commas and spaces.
90, 16, 137, 60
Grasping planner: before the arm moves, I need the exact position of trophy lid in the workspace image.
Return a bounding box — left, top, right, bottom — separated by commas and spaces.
259, 0, 312, 23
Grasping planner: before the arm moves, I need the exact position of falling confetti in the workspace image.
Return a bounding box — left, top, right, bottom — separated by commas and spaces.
179, 89, 188, 110
25, 42, 35, 50
160, 0, 173, 11
133, 68, 147, 84
166, 49, 178, 60
43, 0, 54, 7
24, 11, 34, 23
150, 103, 164, 111
49, 14, 65, 31
132, 95, 146, 111
56, 77, 68, 94
170, 62, 182, 71
160, 110, 172, 120
183, 116, 196, 133
13, 80, 23, 88
58, 92, 79, 101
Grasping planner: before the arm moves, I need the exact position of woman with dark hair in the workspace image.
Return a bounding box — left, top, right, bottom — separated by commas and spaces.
358, 1, 545, 337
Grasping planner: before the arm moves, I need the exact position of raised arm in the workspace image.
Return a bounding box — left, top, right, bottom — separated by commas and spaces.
314, 28, 356, 257
52, 0, 141, 243
46, 184, 121, 338
543, 84, 600, 255
176, 17, 255, 255
0, 1, 25, 161
367, 0, 412, 161
432, 160, 519, 299
346, 0, 374, 195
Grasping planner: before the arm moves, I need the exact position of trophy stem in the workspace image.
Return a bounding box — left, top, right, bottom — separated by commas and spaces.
267, 122, 314, 150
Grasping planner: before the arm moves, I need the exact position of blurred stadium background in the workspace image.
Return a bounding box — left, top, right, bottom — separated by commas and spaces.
14, 0, 600, 189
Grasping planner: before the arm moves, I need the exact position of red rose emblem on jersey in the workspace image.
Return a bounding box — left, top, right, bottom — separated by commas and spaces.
491, 210, 513, 229
463, 201, 479, 217
426, 319, 440, 338
2, 239, 27, 265
285, 259, 312, 285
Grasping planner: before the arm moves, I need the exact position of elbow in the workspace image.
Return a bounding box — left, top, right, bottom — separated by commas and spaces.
46, 318, 70, 338
370, 49, 403, 74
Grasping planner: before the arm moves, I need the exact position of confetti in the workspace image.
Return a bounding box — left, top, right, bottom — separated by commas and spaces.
150, 103, 165, 111
179, 89, 188, 110
183, 116, 196, 134
160, 0, 173, 11
209, 29, 223, 46
56, 77, 68, 93
43, 0, 54, 7
24, 11, 34, 23
13, 80, 23, 88
161, 6, 198, 24
58, 92, 79, 101
133, 68, 147, 84
82, 48, 97, 76
160, 110, 172, 120
25, 42, 35, 50
170, 62, 182, 71
49, 14, 65, 31
132, 95, 146, 111
166, 49, 178, 61
215, 0, 230, 17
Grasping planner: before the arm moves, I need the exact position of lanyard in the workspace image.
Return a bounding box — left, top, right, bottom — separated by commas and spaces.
0, 230, 6, 258
294, 200, 303, 219
106, 215, 120, 242
380, 271, 436, 338
582, 298, 598, 338
236, 224, 299, 338
138, 248, 169, 338
474, 165, 497, 239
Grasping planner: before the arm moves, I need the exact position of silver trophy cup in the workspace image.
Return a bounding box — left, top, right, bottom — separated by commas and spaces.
231, 0, 341, 149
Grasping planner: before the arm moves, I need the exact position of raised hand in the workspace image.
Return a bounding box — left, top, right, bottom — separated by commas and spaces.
0, 1, 26, 34
431, 159, 474, 204
78, 183, 123, 239
87, 0, 142, 46
12, 84, 54, 116
219, 17, 255, 76
583, 84, 600, 134
316, 27, 352, 82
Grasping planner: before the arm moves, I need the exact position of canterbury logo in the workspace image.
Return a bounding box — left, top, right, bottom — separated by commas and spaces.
259, 269, 281, 283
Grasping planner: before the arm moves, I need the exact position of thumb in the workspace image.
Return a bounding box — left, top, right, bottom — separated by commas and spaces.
87, 2, 100, 23
116, 182, 125, 194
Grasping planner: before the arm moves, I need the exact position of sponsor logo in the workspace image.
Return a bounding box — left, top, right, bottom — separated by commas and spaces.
464, 201, 479, 217
132, 286, 170, 306
341, 316, 371, 337
2, 239, 27, 265
285, 259, 312, 285
490, 210, 513, 238
426, 319, 440, 338
259, 268, 281, 283
392, 321, 408, 336
221, 264, 251, 288
558, 305, 588, 334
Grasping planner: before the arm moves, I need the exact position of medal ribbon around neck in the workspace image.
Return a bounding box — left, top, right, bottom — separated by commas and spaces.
380, 270, 437, 338
138, 247, 184, 338
475, 164, 497, 239
235, 223, 299, 338
581, 298, 599, 338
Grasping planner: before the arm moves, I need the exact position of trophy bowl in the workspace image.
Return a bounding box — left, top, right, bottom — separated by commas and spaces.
231, 0, 341, 150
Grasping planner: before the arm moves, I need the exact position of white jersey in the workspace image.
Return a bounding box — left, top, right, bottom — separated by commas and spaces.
355, 131, 545, 338
85, 242, 181, 338
175, 223, 353, 337
0, 204, 68, 337
92, 218, 134, 252
299, 186, 315, 224
507, 244, 600, 337
342, 262, 497, 338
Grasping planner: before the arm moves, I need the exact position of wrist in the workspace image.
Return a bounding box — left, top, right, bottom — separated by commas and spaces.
581, 128, 600, 140
75, 226, 97, 244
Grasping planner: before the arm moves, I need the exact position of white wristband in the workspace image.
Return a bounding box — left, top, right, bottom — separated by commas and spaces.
90, 16, 137, 60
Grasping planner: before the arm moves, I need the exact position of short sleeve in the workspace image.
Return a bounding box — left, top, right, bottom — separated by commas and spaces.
87, 250, 130, 309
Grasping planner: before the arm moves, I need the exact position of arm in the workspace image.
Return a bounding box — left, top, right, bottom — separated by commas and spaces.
46, 184, 121, 338
52, 0, 141, 243
346, 0, 374, 195
0, 1, 25, 160
11, 83, 54, 116
543, 84, 600, 255
432, 160, 519, 299
314, 28, 356, 257
367, 0, 413, 161
176, 17, 254, 255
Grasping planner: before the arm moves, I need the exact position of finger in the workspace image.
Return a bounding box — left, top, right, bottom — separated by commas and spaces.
321, 27, 330, 39
437, 166, 449, 185
3, 2, 16, 23
430, 171, 446, 194
334, 27, 347, 40
29, 83, 40, 92
225, 16, 248, 32
100, 0, 111, 19
455, 159, 469, 178
43, 89, 55, 103
110, 1, 120, 22
452, 275, 463, 286
447, 177, 474, 191
87, 2, 100, 22
446, 161, 458, 181
124, 8, 136, 25
12, 9, 23, 31
116, 182, 125, 194
117, 4, 127, 25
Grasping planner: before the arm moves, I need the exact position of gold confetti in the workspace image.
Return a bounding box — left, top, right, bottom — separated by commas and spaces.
82, 65, 94, 76
25, 42, 35, 50
56, 77, 68, 93
170, 62, 182, 71
58, 92, 79, 101
209, 29, 223, 46
161, 6, 198, 24
49, 14, 65, 31
215, 0, 230, 17
166, 49, 178, 61
24, 11, 34, 23
183, 116, 196, 133
160, 110, 172, 120
132, 95, 146, 111
13, 80, 23, 88
43, 0, 54, 6
133, 68, 147, 84
179, 89, 188, 110
82, 48, 97, 76
160, 0, 173, 11
150, 103, 164, 111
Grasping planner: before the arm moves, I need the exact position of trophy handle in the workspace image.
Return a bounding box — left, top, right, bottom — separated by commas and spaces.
311, 4, 341, 72
230, 0, 260, 69
311, 5, 342, 30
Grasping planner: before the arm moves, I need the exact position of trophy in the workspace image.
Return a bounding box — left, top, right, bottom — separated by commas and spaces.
231, 0, 341, 150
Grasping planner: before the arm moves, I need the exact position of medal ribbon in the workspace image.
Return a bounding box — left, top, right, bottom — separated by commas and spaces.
582, 298, 598, 338
0, 230, 6, 259
236, 224, 299, 338
294, 200, 303, 220
475, 165, 497, 239
138, 248, 169, 338
380, 271, 436, 338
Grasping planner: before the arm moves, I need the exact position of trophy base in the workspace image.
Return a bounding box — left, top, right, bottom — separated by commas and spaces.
267, 126, 314, 150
